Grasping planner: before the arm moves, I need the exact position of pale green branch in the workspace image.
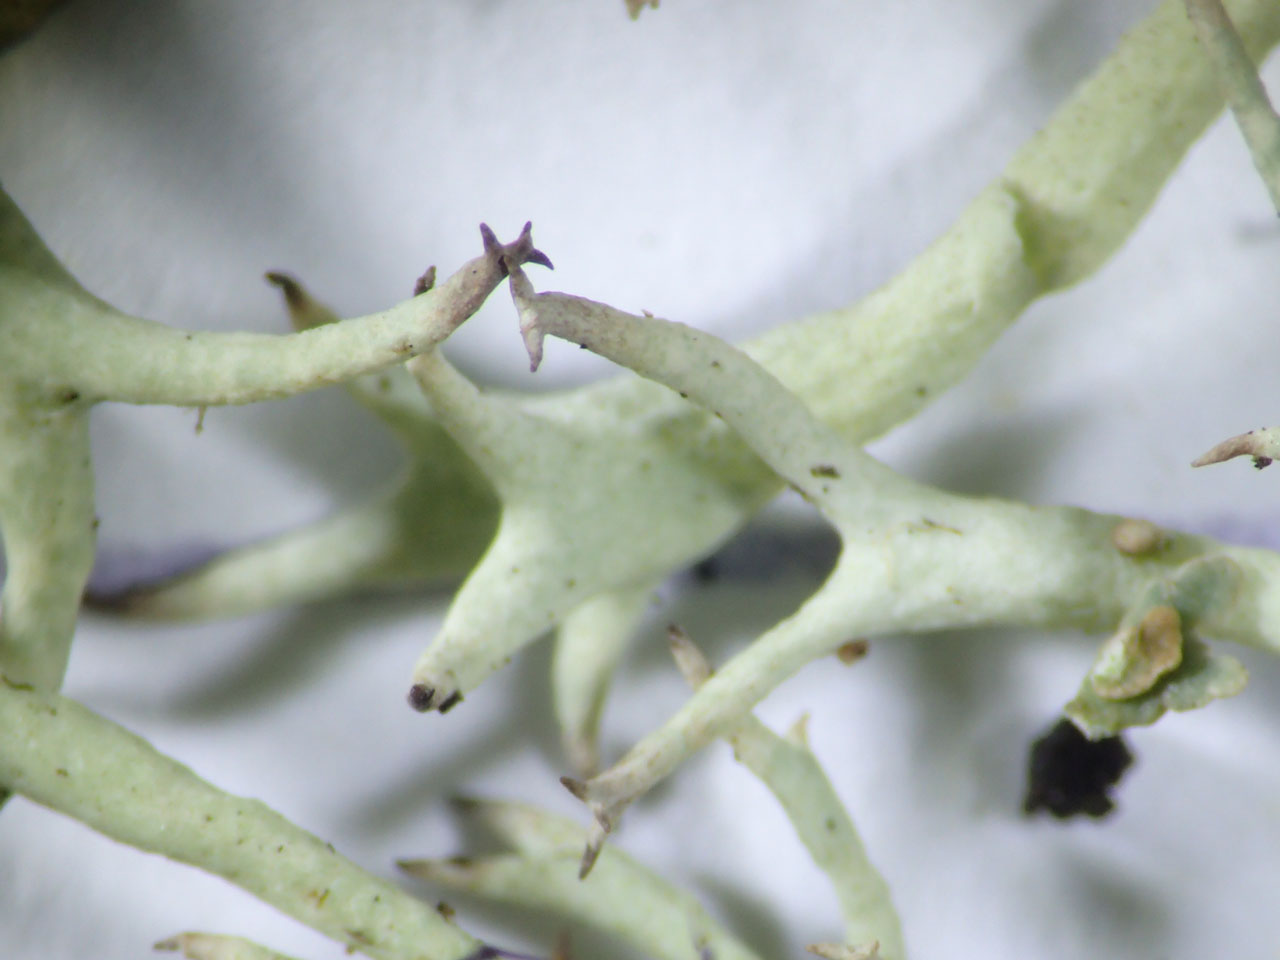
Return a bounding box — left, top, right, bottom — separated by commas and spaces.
2, 196, 549, 408
0, 683, 481, 960
520, 253, 1280, 827
155, 932, 307, 960
0, 399, 95, 690
104, 450, 496, 620
1184, 0, 1280, 212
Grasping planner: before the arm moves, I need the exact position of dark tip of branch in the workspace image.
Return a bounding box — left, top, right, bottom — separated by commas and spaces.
559, 775, 588, 800
526, 249, 554, 270
407, 684, 435, 712
479, 222, 554, 276
414, 265, 437, 296
437, 690, 464, 713
264, 271, 306, 309
448, 795, 482, 813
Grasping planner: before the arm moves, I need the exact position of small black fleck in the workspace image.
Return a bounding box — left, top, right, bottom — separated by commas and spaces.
824, 817, 836, 832
1254, 456, 1272, 470
810, 464, 840, 478
710, 360, 721, 369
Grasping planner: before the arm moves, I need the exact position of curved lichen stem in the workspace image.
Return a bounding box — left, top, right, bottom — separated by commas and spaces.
3, 194, 550, 408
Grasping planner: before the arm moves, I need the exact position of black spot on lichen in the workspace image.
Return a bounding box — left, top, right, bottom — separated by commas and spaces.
1024, 718, 1133, 819
810, 464, 840, 478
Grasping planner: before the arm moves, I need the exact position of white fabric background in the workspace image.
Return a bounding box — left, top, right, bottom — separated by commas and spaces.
3, 1, 1280, 958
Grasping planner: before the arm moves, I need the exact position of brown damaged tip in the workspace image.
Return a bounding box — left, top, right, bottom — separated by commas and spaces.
414, 265, 437, 296
407, 684, 435, 712
559, 775, 589, 801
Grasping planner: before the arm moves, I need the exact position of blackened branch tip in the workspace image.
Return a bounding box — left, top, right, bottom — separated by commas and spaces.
407, 684, 435, 712
559, 775, 589, 800
414, 265, 437, 296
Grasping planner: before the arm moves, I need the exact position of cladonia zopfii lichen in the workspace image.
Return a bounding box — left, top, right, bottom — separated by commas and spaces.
6, 0, 1280, 957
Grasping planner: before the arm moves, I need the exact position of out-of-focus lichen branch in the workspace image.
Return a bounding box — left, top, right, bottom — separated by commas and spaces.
0, 682, 482, 960
552, 583, 656, 776
398, 798, 764, 960
154, 932, 307, 960
1184, 0, 1280, 213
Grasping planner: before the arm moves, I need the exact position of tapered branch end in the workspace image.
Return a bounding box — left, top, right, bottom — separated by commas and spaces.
265, 271, 335, 330
414, 265, 437, 296
1192, 429, 1279, 468
559, 775, 589, 801
667, 623, 713, 688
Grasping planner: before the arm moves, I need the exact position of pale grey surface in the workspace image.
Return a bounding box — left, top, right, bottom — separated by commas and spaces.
3, 2, 1280, 959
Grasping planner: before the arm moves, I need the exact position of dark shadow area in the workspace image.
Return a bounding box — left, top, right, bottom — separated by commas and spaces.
1054, 847, 1173, 958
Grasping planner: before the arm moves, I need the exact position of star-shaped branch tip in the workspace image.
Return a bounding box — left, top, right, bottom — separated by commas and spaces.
264, 270, 336, 330
478, 222, 553, 278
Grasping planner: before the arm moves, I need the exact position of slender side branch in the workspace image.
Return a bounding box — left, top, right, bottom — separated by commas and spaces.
155, 932, 307, 960
667, 628, 905, 960
0, 684, 480, 960
1185, 0, 1280, 212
